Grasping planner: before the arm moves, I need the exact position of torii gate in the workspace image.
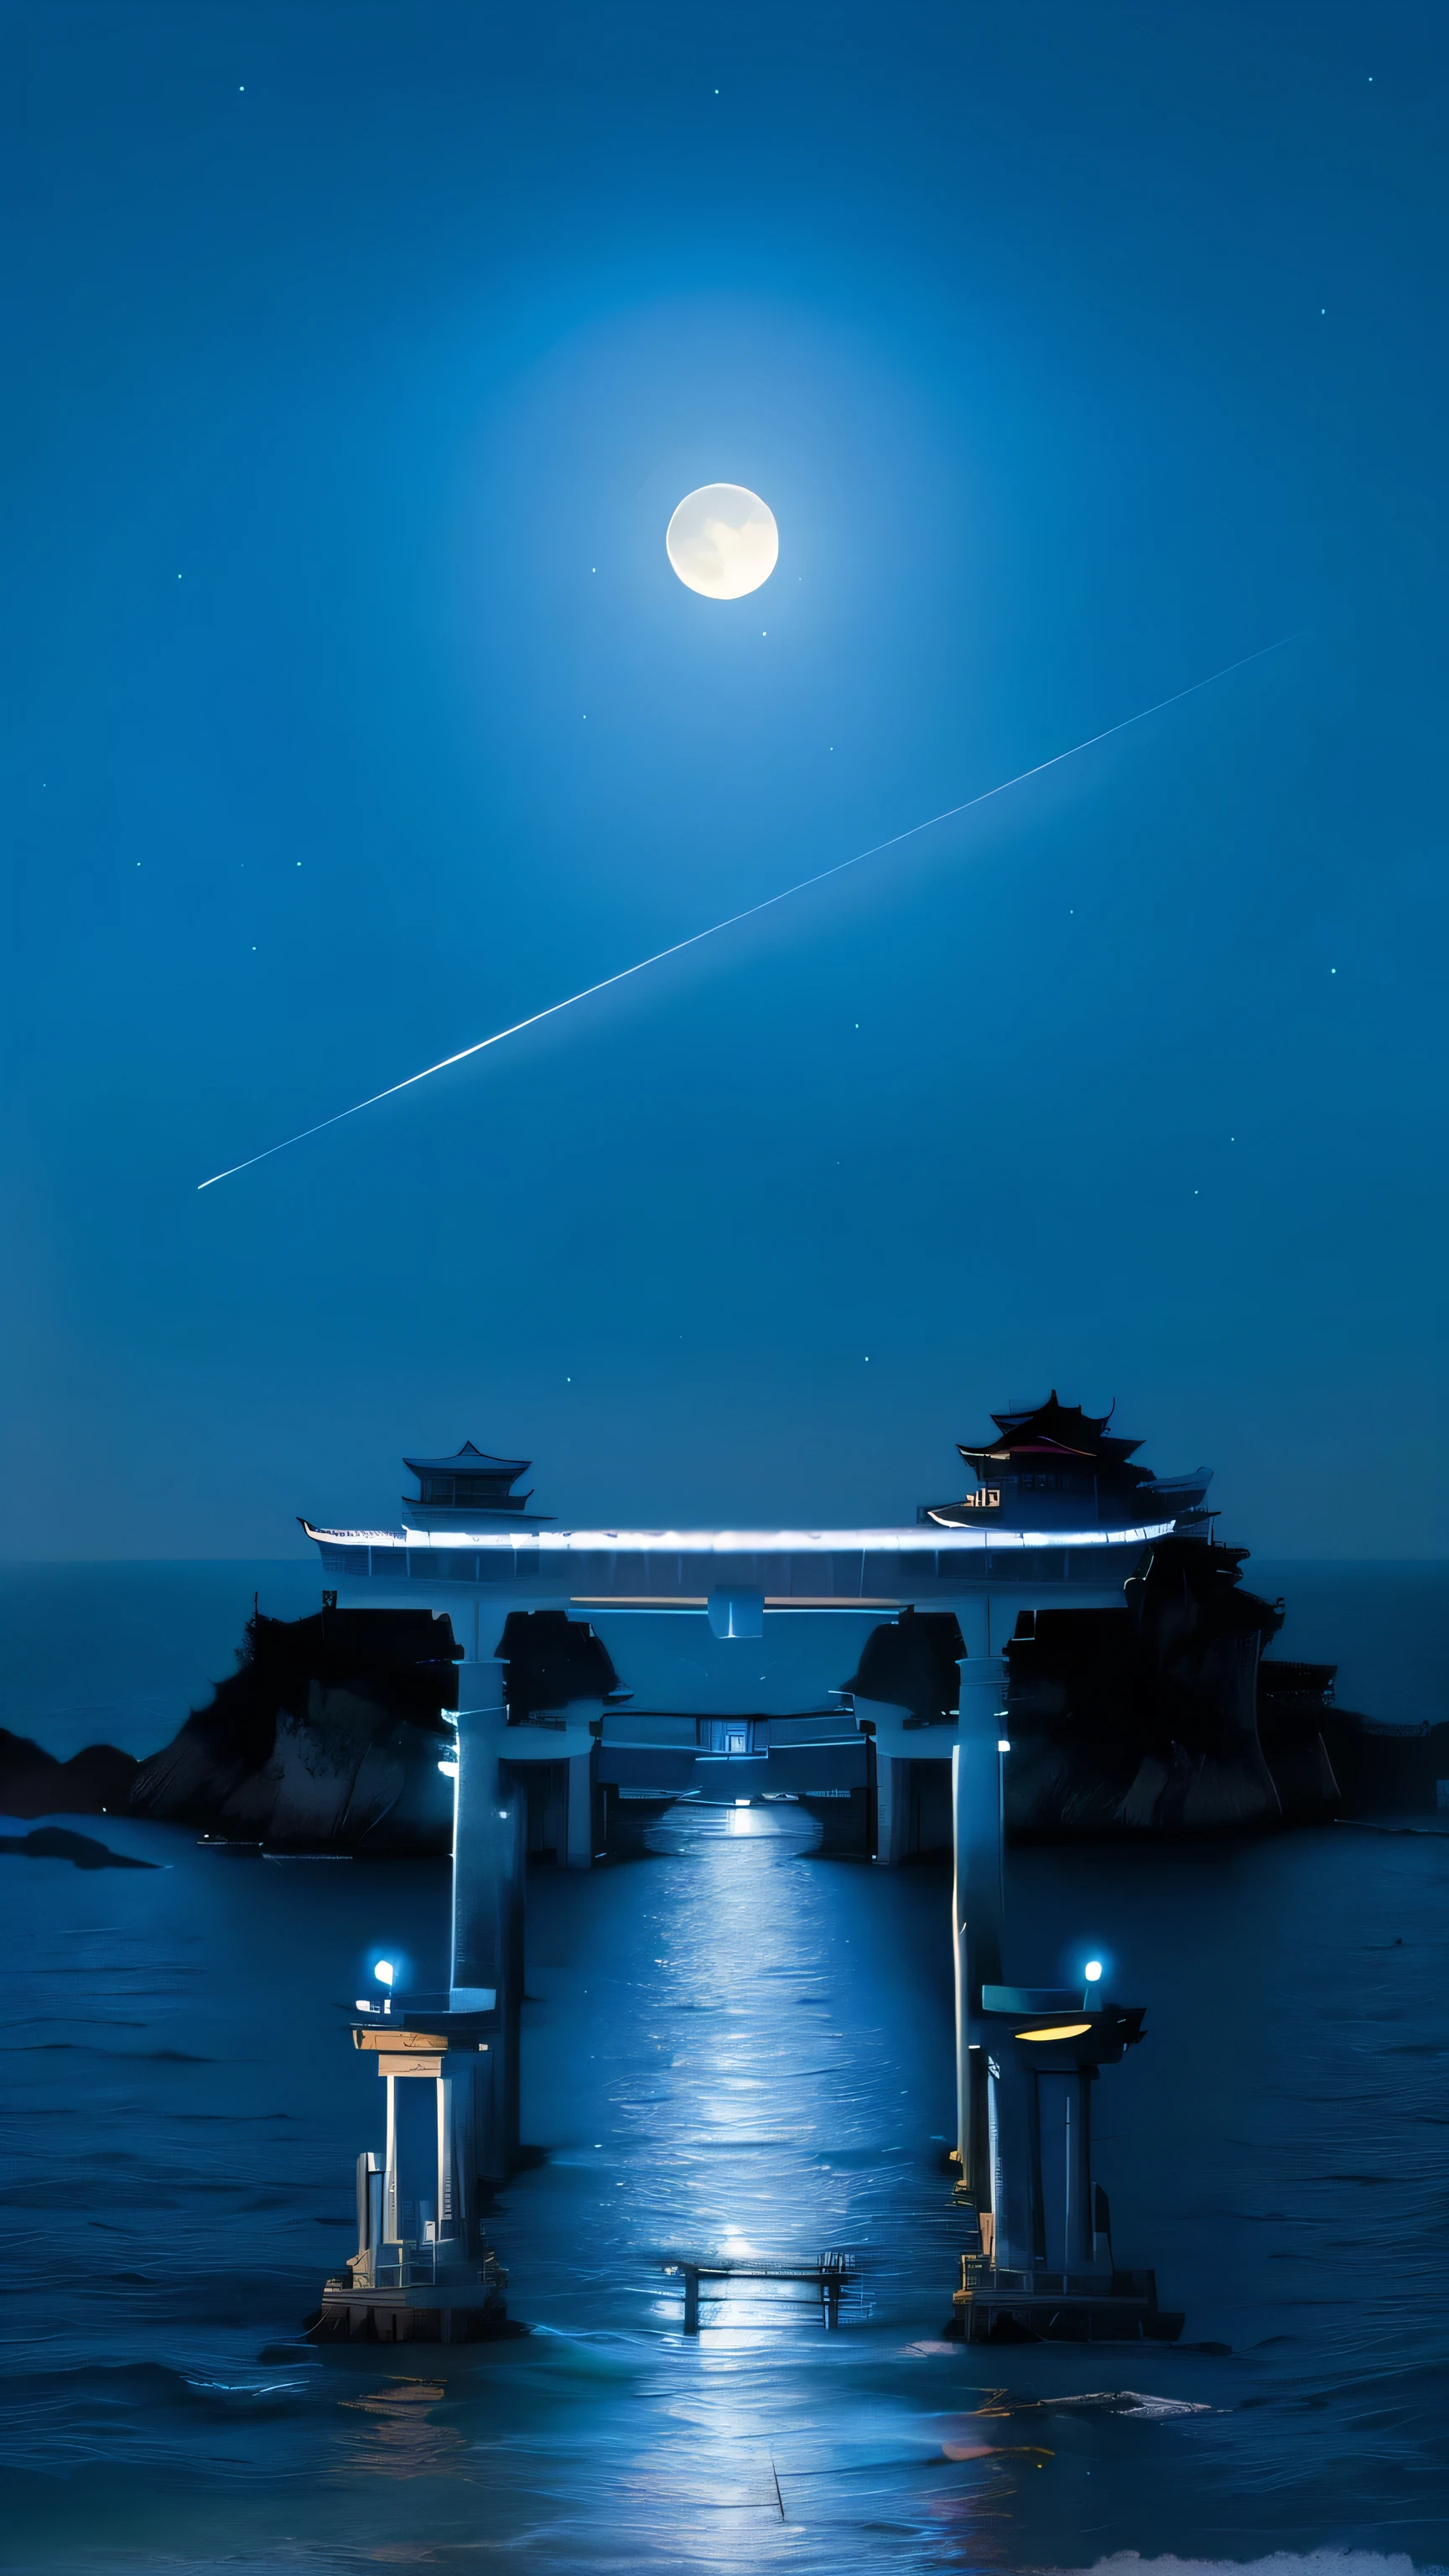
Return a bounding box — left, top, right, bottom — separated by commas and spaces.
305, 1520, 1184, 2346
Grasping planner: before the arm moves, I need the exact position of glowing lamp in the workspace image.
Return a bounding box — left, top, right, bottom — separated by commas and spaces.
373, 1959, 395, 1988
1084, 1960, 1103, 1984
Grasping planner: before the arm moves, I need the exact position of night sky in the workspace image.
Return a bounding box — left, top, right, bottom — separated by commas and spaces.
3, 2, 1446, 1558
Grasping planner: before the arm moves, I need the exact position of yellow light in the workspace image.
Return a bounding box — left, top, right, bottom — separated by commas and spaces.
1015, 2022, 1093, 2042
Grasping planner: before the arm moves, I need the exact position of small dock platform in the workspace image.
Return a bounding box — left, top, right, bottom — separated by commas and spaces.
663, 2251, 859, 2334
952, 2257, 1183, 2345
306, 2282, 518, 2345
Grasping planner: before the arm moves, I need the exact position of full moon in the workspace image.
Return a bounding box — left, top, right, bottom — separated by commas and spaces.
666, 483, 778, 600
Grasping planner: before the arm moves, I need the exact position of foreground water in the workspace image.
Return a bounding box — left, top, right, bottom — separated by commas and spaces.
1, 1564, 1446, 2573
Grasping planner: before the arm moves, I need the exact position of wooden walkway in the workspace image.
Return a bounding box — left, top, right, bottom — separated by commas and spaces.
662, 2251, 859, 2334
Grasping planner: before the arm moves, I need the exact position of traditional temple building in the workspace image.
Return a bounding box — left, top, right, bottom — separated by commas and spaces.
402, 1444, 550, 1530
920, 1392, 1212, 1537
300, 1408, 1211, 1871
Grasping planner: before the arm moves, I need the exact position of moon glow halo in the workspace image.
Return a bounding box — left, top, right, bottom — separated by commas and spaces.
666, 483, 778, 598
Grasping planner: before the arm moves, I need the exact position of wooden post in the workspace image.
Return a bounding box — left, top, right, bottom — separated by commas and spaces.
1066, 2071, 1095, 2270
449, 1670, 508, 2004
436, 2075, 449, 2242
953, 1658, 1005, 2199
565, 1748, 593, 1869
450, 1676, 524, 2187
355, 2150, 378, 2283
383, 2075, 398, 2247
683, 2265, 700, 2334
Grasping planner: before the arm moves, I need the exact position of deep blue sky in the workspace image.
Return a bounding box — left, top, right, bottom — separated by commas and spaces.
3, 0, 1446, 1557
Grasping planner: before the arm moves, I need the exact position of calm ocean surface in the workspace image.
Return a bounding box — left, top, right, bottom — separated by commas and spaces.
1, 1561, 1446, 2574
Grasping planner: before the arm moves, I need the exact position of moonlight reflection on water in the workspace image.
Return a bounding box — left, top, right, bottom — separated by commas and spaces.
2, 1572, 1447, 2569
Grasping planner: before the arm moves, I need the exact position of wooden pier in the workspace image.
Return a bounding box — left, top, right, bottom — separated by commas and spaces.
663, 2251, 859, 2334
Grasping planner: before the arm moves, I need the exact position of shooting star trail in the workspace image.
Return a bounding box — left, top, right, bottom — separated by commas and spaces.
198, 639, 1286, 1189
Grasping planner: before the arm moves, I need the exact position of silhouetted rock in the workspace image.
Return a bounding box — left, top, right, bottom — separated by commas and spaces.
495, 1610, 620, 1719
0, 1728, 138, 1819
1004, 1538, 1288, 1833
128, 1605, 463, 1851
843, 1609, 965, 1725
1257, 1662, 1449, 1816
0, 1826, 157, 1870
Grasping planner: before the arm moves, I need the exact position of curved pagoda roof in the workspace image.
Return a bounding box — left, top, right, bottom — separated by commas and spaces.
958, 1391, 1147, 1475
402, 1441, 531, 1481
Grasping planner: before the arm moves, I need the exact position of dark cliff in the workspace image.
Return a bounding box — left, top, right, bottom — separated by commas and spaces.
122, 1604, 462, 1849
1004, 1537, 1289, 1831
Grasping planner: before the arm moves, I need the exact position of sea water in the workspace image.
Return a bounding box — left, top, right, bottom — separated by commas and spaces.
0, 1562, 1446, 2573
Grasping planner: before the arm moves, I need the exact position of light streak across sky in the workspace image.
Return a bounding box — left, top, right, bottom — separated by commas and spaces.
197, 640, 1286, 1190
